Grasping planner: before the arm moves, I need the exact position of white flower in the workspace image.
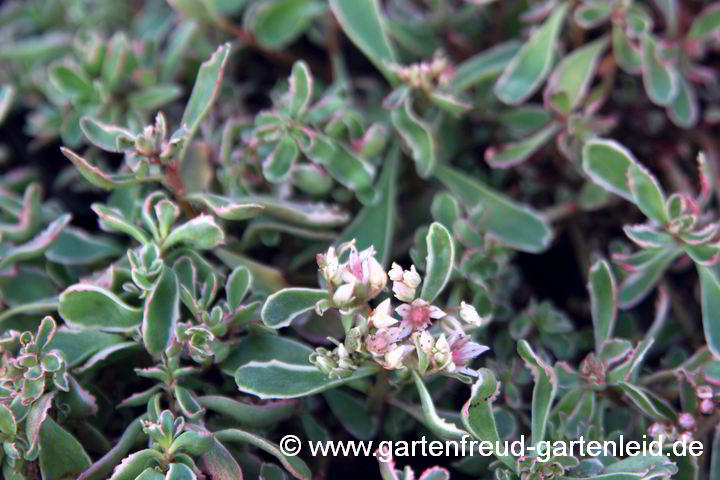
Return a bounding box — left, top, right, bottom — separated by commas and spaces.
383, 345, 415, 369
332, 283, 355, 307
459, 301, 485, 326
317, 246, 343, 285
389, 263, 421, 302
369, 298, 397, 328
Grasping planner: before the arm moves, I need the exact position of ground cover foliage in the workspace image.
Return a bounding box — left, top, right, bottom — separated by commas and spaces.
1, 0, 720, 478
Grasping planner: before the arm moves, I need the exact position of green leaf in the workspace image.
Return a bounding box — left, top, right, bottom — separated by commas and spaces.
616, 381, 676, 422
39, 417, 92, 480
61, 147, 147, 190
335, 146, 398, 267
227, 266, 252, 311
301, 134, 375, 191
0, 404, 16, 437
163, 215, 225, 250
128, 84, 183, 112
493, 4, 569, 105
25, 393, 55, 460
0, 32, 71, 63
612, 23, 642, 74
391, 98, 436, 178
688, 3, 720, 39
181, 43, 231, 135
434, 164, 552, 253
628, 164, 668, 224
261, 463, 288, 480
623, 224, 673, 248
45, 227, 123, 265
698, 265, 720, 358
461, 369, 517, 472
221, 335, 314, 375
289, 60, 313, 117
582, 138, 639, 202
214, 428, 312, 480
49, 328, 125, 367
0, 214, 71, 270
263, 134, 298, 183
329, 0, 397, 83
544, 36, 609, 112
411, 371, 466, 441
59, 285, 143, 332
143, 265, 179, 355
596, 455, 678, 479
420, 222, 454, 302
101, 32, 130, 91
92, 203, 151, 244
249, 0, 325, 50
618, 246, 680, 308
450, 41, 521, 92
109, 449, 165, 480
169, 430, 213, 456
165, 463, 196, 480
262, 288, 330, 328
574, 3, 611, 28
199, 436, 244, 480
324, 389, 378, 439
517, 340, 557, 447
641, 34, 679, 106
184, 193, 264, 220
668, 76, 699, 129
235, 360, 378, 399
485, 122, 559, 168
199, 395, 297, 428
214, 249, 288, 296
77, 416, 145, 480
50, 64, 96, 99
79, 117, 135, 153
588, 260, 617, 352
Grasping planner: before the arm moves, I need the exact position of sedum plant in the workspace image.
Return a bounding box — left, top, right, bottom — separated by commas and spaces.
1, 0, 720, 479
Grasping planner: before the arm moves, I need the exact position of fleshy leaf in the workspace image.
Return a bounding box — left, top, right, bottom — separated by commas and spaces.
582, 138, 639, 202
434, 164, 552, 253
667, 76, 699, 129
250, 0, 325, 50
163, 215, 225, 250
214, 428, 312, 480
411, 370, 466, 441
485, 122, 559, 168
0, 214, 71, 269
461, 369, 516, 471
687, 3, 720, 40
588, 260, 616, 352
263, 134, 298, 183
391, 98, 436, 178
324, 389, 378, 439
184, 193, 265, 221
493, 4, 569, 105
261, 288, 330, 328
181, 43, 231, 135
329, 0, 397, 83
641, 34, 679, 106
544, 36, 609, 113
420, 222, 454, 302
39, 417, 92, 479
517, 340, 557, 447
450, 41, 520, 92
618, 246, 680, 308
142, 265, 179, 355
199, 395, 297, 428
628, 164, 668, 224
335, 147, 398, 267
59, 285, 143, 332
235, 360, 379, 399
289, 60, 313, 117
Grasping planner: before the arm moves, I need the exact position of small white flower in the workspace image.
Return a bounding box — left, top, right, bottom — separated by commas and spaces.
392, 281, 416, 302
403, 265, 421, 288
459, 301, 484, 326
332, 283, 355, 307
388, 263, 404, 281
383, 345, 414, 369
369, 298, 397, 328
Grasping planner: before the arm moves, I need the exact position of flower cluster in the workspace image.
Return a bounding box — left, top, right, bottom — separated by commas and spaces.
311, 241, 489, 379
